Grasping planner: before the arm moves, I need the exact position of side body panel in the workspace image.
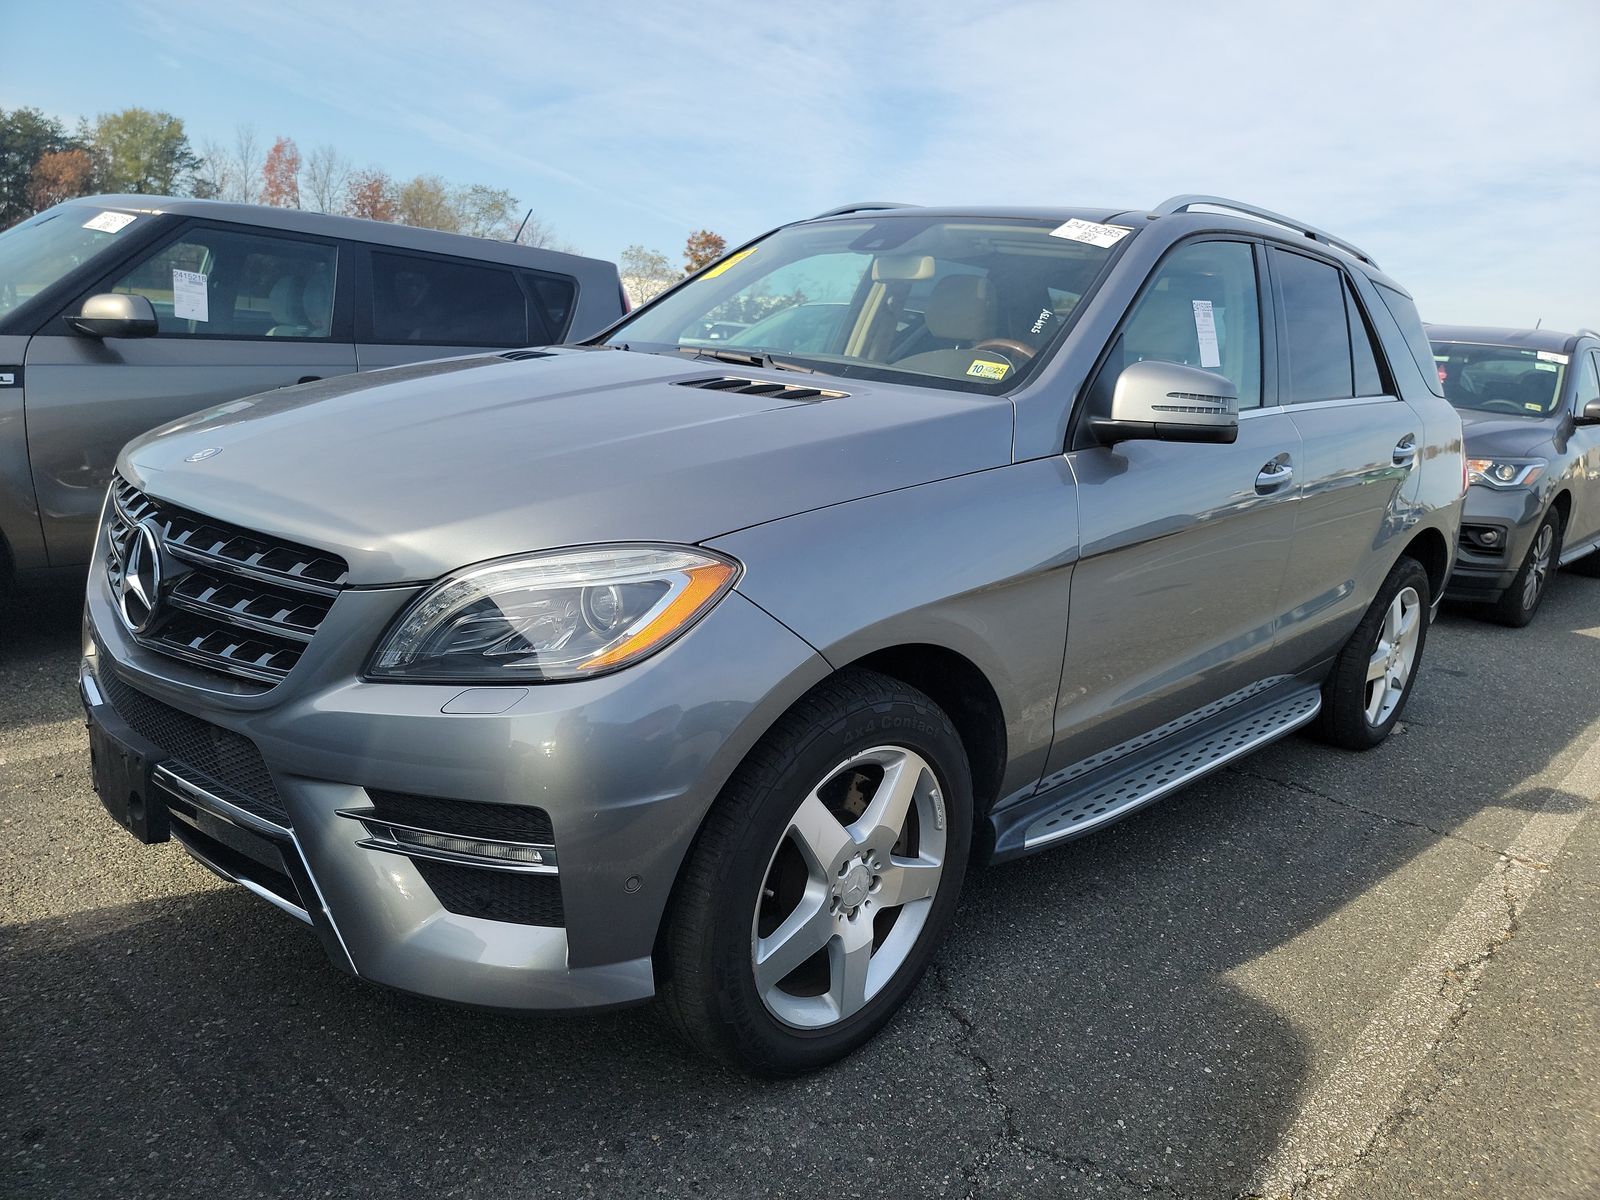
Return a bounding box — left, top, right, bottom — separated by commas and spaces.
709, 458, 1081, 807
0, 333, 45, 573
1044, 412, 1302, 778
1564, 345, 1600, 546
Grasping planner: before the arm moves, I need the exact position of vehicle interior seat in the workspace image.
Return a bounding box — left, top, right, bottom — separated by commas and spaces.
889, 275, 1003, 378
266, 269, 332, 338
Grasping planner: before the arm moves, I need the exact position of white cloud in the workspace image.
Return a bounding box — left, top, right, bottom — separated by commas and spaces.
133, 0, 1600, 327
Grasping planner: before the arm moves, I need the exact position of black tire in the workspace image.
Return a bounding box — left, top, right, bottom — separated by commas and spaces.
659, 668, 973, 1076
1314, 556, 1431, 751
1490, 509, 1561, 627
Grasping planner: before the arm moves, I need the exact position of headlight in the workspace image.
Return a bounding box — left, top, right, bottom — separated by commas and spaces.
370, 545, 740, 681
1466, 457, 1546, 489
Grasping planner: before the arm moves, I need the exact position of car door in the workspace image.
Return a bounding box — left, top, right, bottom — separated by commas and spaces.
1047, 238, 1303, 774
1268, 246, 1424, 669
355, 247, 574, 368
1564, 349, 1600, 549
23, 220, 356, 565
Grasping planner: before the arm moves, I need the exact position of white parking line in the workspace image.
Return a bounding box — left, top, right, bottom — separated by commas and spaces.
1247, 726, 1599, 1199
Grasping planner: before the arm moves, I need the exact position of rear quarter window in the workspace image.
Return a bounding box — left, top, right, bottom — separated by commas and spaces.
1374, 283, 1445, 397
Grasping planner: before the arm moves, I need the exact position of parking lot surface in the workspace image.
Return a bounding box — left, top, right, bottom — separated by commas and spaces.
2, 577, 1597, 1199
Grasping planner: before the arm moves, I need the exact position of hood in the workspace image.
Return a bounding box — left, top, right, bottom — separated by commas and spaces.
121, 348, 1013, 585
1458, 408, 1561, 459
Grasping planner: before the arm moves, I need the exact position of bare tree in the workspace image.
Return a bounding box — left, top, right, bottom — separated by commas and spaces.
222, 123, 262, 203
302, 144, 350, 214
619, 244, 677, 305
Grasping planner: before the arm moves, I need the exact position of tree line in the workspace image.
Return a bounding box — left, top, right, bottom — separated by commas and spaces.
0, 104, 562, 246
1, 104, 734, 302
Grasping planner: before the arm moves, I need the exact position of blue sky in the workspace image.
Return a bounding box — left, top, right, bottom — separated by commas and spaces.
7, 0, 1598, 329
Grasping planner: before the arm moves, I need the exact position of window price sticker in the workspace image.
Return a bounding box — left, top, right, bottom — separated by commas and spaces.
1192, 300, 1221, 369
172, 269, 209, 322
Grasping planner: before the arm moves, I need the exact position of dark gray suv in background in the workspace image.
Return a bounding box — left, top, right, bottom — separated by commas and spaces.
1431, 325, 1600, 625
0, 195, 624, 583
80, 196, 1463, 1073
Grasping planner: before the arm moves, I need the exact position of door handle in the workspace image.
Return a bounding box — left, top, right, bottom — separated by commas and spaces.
1393, 435, 1418, 468
1255, 459, 1294, 494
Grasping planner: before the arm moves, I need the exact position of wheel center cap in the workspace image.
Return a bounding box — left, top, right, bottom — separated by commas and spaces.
838, 863, 871, 910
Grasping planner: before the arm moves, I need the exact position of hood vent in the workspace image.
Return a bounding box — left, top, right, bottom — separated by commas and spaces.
498, 350, 554, 361
676, 376, 849, 402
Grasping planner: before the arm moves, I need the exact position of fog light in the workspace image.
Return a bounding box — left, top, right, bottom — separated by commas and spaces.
1481, 530, 1500, 545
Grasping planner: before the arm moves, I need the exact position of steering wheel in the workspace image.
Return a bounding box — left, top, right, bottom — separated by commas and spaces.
971, 337, 1037, 362
1478, 397, 1525, 414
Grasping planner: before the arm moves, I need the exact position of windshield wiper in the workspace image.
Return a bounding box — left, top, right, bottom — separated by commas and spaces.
673, 346, 817, 375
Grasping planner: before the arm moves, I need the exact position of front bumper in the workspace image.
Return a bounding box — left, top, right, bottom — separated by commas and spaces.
83, 563, 828, 1011
1444, 484, 1546, 603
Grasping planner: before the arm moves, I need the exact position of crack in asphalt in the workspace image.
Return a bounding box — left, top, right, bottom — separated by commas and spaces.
928, 958, 1194, 1200
1228, 767, 1555, 873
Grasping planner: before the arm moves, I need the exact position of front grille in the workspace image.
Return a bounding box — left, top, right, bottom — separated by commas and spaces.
413, 861, 565, 926
96, 650, 288, 826
365, 790, 555, 843
107, 475, 350, 686
675, 376, 848, 402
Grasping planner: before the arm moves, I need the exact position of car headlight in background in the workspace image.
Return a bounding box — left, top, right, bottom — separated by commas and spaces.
1466, 457, 1547, 489
371, 545, 740, 681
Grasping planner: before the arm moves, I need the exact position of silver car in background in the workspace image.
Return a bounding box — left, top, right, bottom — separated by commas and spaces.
0, 195, 624, 583
81, 196, 1463, 1074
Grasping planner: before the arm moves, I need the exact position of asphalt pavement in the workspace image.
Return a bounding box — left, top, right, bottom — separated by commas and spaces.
2, 574, 1597, 1199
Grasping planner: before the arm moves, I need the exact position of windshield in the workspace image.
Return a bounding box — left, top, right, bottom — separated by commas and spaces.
605, 215, 1124, 392
1432, 340, 1568, 417
0, 205, 141, 319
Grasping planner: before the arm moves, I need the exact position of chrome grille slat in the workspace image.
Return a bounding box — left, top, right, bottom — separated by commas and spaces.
105, 474, 350, 687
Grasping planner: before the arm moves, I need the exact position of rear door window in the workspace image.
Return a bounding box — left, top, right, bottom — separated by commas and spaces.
1272, 248, 1353, 402
526, 273, 576, 342
1346, 279, 1387, 397
369, 251, 527, 346
107, 226, 338, 339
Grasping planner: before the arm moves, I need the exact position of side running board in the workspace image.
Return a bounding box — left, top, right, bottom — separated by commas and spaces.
991, 683, 1323, 861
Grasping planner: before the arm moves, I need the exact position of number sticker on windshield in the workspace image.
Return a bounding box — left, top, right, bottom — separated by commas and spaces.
1048, 218, 1132, 248
967, 359, 1010, 381
1537, 350, 1569, 365
82, 212, 136, 234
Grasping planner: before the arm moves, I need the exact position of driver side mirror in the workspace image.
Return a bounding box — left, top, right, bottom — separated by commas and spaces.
67, 293, 158, 339
1089, 359, 1240, 446
1577, 399, 1600, 425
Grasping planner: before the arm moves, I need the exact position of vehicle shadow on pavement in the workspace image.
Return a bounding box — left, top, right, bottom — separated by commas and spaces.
3, 583, 1597, 1199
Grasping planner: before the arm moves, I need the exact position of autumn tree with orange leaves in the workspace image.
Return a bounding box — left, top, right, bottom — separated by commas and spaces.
261, 136, 301, 208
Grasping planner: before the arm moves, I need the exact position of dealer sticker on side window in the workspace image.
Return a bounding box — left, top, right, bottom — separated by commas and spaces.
1048, 218, 1132, 248
966, 358, 1010, 381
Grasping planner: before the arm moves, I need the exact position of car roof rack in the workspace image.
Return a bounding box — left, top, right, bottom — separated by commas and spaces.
1152, 194, 1378, 268
810, 201, 918, 220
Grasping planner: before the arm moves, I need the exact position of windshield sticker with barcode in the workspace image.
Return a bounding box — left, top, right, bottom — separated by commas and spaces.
966, 358, 1010, 381
1537, 350, 1569, 365
82, 211, 136, 234
1049, 218, 1132, 248
172, 270, 209, 322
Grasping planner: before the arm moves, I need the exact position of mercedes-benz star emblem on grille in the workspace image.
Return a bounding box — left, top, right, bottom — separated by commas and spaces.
184, 446, 222, 463
118, 520, 164, 634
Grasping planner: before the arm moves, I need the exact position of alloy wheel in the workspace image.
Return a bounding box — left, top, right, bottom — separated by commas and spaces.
1364, 585, 1422, 726
1522, 523, 1555, 612
751, 746, 947, 1029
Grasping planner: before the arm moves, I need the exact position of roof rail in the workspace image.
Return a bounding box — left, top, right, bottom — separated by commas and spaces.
810, 201, 917, 220
1152, 194, 1378, 268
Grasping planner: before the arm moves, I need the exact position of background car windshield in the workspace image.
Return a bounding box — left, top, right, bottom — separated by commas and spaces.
0, 206, 132, 318
1432, 340, 1568, 416
609, 216, 1121, 391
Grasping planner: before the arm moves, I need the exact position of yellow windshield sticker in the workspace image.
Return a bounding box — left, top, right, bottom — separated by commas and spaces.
1525, 402, 1544, 412
700, 247, 755, 279
966, 359, 1010, 381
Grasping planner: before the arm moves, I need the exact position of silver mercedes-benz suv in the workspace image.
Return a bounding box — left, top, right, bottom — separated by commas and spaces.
81, 197, 1464, 1074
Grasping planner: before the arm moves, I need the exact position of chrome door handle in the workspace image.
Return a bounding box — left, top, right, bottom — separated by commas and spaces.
1393, 436, 1418, 468
1255, 461, 1294, 493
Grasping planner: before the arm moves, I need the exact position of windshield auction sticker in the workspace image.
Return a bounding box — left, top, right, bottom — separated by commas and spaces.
82, 211, 136, 234
1049, 218, 1132, 248
1537, 350, 1569, 365
701, 247, 756, 279
966, 359, 1010, 381
172, 270, 209, 322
